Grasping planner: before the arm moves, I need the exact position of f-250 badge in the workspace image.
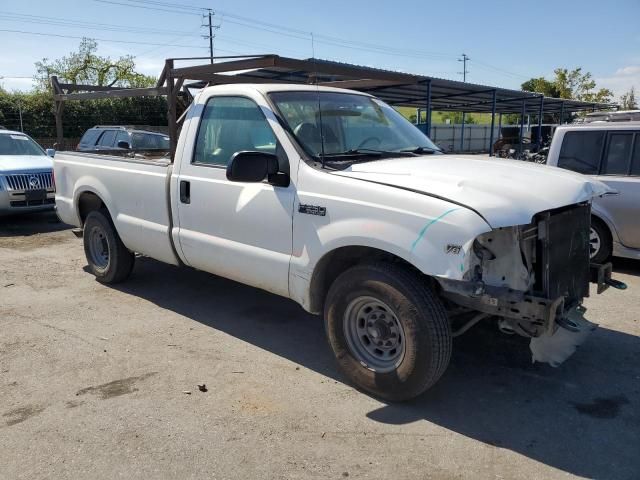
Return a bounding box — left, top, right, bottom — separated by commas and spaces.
298, 204, 326, 216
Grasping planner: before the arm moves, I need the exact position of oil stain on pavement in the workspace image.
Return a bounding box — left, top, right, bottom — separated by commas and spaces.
2, 405, 46, 427
75, 372, 157, 400
570, 395, 630, 419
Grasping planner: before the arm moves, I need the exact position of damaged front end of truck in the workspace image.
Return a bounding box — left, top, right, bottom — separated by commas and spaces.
437, 202, 626, 366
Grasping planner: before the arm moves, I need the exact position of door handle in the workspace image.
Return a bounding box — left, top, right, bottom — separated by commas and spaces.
180, 180, 190, 204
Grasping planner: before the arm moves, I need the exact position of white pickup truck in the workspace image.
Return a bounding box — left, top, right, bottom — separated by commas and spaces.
55, 84, 622, 401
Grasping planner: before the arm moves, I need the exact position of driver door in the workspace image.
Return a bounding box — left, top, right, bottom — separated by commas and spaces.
175, 95, 295, 297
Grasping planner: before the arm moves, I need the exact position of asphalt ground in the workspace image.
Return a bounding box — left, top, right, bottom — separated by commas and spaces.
1, 211, 639, 479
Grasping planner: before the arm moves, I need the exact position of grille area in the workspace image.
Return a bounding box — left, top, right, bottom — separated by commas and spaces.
5, 172, 54, 191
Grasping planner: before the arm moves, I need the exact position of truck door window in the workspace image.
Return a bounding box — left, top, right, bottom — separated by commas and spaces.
557, 131, 604, 174
193, 96, 277, 167
603, 133, 633, 175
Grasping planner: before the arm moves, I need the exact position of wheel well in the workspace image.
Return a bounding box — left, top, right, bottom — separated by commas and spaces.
78, 191, 106, 225
308, 246, 418, 314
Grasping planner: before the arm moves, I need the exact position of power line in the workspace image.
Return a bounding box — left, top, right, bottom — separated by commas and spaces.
0, 28, 205, 49
0, 12, 199, 36
94, 0, 458, 61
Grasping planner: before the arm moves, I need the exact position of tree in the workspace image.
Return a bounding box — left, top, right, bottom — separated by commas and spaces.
34, 38, 155, 91
619, 87, 637, 110
521, 67, 613, 103
521, 77, 560, 98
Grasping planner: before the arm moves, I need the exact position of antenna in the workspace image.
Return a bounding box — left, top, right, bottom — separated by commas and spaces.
458, 53, 470, 82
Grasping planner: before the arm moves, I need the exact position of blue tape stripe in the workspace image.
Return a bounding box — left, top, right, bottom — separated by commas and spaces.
411, 208, 461, 252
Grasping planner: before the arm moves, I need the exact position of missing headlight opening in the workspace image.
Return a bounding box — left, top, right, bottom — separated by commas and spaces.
438, 203, 613, 366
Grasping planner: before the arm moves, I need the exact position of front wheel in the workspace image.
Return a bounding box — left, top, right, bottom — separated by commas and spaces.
324, 263, 452, 402
590, 219, 612, 264
83, 210, 135, 284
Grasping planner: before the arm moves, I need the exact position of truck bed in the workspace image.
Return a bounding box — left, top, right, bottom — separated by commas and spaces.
54, 152, 180, 265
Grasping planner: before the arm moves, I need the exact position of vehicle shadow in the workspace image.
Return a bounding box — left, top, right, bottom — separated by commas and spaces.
114, 257, 640, 480
0, 211, 69, 237
613, 257, 640, 277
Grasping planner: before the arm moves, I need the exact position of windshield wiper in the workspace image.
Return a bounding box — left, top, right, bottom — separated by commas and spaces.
399, 146, 442, 154
322, 148, 418, 159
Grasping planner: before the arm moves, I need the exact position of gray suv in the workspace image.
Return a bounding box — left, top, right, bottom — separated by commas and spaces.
77, 126, 170, 153
547, 123, 640, 262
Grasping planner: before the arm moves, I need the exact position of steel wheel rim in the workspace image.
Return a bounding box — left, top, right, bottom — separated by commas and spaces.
88, 225, 110, 270
343, 296, 406, 373
589, 227, 601, 259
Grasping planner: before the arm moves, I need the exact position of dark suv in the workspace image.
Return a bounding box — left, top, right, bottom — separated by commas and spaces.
77, 126, 170, 153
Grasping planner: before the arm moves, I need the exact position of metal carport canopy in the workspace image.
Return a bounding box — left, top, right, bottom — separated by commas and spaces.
179, 55, 615, 115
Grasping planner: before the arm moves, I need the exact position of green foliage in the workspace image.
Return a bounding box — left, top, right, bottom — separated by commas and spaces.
0, 89, 167, 138
619, 87, 637, 110
34, 38, 156, 91
521, 67, 613, 103
521, 77, 560, 97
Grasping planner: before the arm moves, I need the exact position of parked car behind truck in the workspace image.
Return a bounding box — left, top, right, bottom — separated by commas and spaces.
0, 129, 55, 216
546, 123, 640, 262
54, 84, 622, 401
77, 125, 170, 154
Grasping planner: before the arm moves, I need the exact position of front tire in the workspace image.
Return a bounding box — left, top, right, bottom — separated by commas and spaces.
324, 263, 452, 402
83, 210, 135, 284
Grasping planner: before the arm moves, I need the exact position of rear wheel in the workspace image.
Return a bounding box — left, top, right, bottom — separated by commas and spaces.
324, 263, 452, 402
83, 210, 135, 284
590, 218, 612, 264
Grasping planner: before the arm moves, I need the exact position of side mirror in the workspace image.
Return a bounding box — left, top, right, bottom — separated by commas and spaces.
46, 148, 55, 158
226, 151, 279, 183
117, 140, 131, 150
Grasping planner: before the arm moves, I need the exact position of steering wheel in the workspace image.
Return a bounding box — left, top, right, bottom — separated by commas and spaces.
357, 136, 381, 149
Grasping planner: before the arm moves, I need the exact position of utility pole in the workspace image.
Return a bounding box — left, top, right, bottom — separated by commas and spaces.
203, 9, 218, 64
458, 53, 470, 82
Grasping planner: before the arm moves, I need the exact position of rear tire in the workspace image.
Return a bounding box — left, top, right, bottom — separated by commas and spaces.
590, 218, 612, 264
83, 210, 134, 284
324, 262, 452, 402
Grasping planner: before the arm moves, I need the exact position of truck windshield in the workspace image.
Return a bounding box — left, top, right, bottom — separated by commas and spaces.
0, 133, 46, 156
269, 91, 440, 163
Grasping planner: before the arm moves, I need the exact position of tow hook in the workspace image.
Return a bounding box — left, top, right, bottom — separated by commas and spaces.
590, 262, 627, 293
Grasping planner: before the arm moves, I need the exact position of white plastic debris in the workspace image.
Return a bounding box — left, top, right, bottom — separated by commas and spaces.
530, 307, 598, 367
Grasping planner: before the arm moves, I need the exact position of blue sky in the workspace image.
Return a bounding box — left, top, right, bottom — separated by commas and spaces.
1, 0, 639, 98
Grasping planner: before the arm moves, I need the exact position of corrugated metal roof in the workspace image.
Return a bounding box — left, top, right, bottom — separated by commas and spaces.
181, 55, 615, 115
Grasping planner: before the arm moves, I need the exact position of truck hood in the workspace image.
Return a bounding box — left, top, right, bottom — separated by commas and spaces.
334, 154, 612, 228
0, 155, 53, 173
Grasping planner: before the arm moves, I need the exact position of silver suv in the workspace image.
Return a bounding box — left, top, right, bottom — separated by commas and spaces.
547, 123, 640, 262
0, 130, 55, 216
